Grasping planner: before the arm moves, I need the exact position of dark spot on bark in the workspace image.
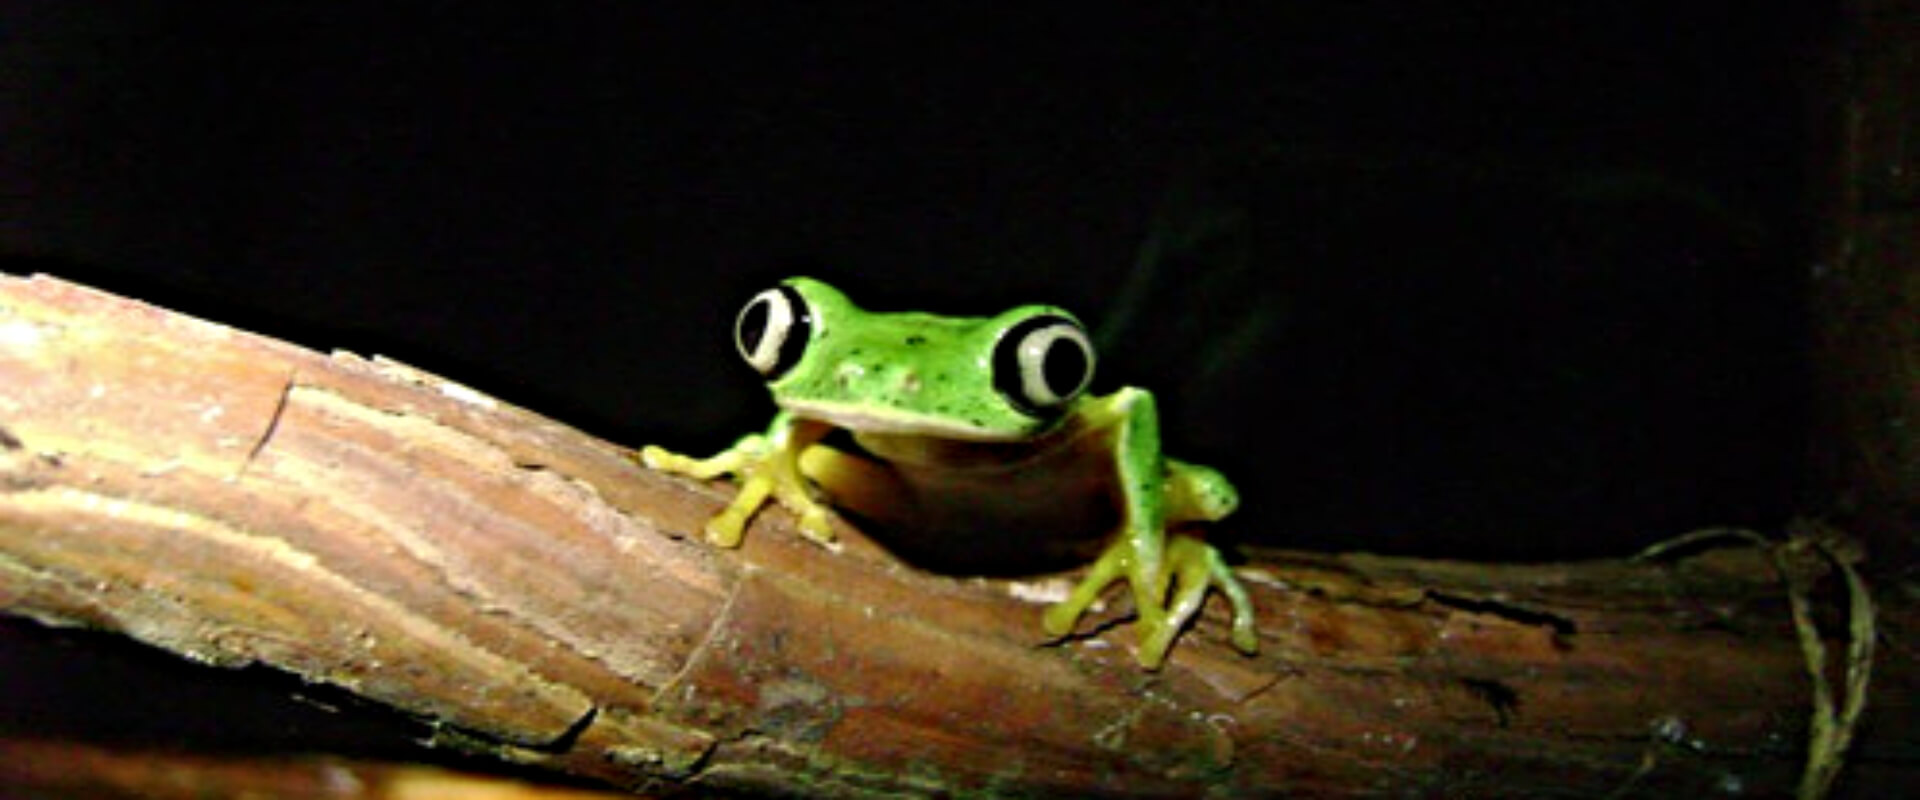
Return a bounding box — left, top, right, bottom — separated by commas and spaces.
1461, 678, 1521, 728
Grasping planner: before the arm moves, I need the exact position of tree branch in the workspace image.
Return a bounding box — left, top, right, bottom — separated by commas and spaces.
0, 273, 1909, 797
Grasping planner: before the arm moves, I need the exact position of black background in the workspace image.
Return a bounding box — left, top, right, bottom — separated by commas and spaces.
3, 3, 1831, 561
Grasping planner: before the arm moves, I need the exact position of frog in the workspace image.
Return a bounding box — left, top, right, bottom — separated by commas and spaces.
640, 277, 1257, 669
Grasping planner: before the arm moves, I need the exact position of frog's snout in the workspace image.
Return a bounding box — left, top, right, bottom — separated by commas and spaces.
875, 365, 924, 399
833, 362, 866, 388
834, 361, 922, 397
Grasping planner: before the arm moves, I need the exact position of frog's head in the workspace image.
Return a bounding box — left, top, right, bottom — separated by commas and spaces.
734, 277, 1095, 441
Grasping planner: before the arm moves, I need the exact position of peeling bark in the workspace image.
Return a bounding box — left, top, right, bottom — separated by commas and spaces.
0, 273, 1911, 798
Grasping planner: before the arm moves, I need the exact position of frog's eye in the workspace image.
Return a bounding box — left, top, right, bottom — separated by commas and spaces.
993, 314, 1095, 416
736, 285, 812, 380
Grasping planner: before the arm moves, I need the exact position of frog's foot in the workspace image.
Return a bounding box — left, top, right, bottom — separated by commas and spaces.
1043, 534, 1256, 669
1158, 535, 1259, 657
640, 437, 836, 548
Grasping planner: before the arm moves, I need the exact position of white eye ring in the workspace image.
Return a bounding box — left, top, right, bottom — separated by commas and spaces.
736, 285, 810, 379
994, 314, 1094, 415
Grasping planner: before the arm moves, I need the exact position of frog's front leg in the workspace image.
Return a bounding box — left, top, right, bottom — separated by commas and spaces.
1041, 389, 1258, 668
640, 411, 837, 547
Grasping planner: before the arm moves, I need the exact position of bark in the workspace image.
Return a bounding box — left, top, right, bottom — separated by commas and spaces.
0, 272, 1910, 798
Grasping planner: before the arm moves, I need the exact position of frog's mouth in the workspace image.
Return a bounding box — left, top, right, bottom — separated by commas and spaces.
784, 400, 1039, 443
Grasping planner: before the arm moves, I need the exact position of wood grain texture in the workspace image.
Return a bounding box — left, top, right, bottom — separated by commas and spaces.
1, 273, 1910, 798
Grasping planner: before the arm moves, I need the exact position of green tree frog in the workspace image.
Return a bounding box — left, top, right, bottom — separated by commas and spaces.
641, 278, 1257, 669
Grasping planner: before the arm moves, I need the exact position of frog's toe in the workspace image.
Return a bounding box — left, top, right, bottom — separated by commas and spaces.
764, 476, 835, 546
1231, 619, 1260, 655
1132, 558, 1212, 668
704, 508, 750, 548
1133, 616, 1181, 669
703, 473, 773, 548
642, 443, 750, 480
638, 444, 682, 472
1042, 600, 1085, 638
1197, 542, 1260, 656
794, 504, 837, 545
1043, 540, 1132, 639
1216, 564, 1260, 656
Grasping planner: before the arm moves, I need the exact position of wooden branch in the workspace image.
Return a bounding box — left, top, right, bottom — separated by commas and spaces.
0, 273, 1910, 798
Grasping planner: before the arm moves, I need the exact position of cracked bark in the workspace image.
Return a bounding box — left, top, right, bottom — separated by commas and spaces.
0, 273, 1913, 798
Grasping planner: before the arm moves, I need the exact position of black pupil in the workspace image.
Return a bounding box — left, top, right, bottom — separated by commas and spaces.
738, 298, 770, 356
1041, 337, 1087, 397
992, 313, 1088, 416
